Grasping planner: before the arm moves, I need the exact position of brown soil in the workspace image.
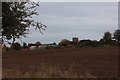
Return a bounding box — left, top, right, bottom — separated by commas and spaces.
2, 47, 118, 78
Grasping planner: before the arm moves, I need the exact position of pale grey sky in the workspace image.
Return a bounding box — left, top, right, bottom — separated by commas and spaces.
16, 2, 118, 44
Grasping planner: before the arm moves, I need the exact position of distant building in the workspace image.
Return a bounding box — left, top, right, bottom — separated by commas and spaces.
28, 41, 42, 48
42, 42, 57, 47
72, 37, 79, 42
28, 44, 37, 48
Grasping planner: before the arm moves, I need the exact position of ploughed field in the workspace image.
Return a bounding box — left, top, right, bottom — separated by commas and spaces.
2, 47, 118, 78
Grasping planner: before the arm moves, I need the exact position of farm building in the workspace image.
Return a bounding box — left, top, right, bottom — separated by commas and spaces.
29, 42, 58, 50
42, 42, 57, 47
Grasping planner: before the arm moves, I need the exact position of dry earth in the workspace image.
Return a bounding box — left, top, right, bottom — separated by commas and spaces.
2, 47, 118, 78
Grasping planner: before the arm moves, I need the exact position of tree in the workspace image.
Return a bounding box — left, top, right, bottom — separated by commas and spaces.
59, 39, 71, 47
11, 42, 21, 50
23, 42, 27, 48
113, 29, 120, 43
35, 41, 41, 47
2, 2, 46, 43
102, 31, 112, 44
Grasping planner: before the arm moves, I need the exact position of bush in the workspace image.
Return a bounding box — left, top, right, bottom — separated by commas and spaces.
11, 42, 21, 50
67, 45, 75, 48
45, 46, 52, 49
52, 46, 61, 49
23, 42, 27, 49
77, 40, 99, 48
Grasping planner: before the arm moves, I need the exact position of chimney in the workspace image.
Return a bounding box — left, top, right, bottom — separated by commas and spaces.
72, 37, 79, 42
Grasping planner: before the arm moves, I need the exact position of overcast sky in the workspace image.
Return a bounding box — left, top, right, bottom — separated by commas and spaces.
17, 2, 118, 44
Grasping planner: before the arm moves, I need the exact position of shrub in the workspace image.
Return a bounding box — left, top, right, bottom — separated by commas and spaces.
23, 42, 27, 49
113, 29, 120, 43
11, 42, 21, 50
78, 40, 99, 47
52, 46, 60, 49
67, 45, 75, 48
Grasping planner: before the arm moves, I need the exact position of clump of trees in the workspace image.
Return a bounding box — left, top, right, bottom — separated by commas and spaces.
102, 32, 112, 44
2, 29, 120, 51
100, 30, 120, 46
78, 40, 99, 47
58, 29, 120, 48
58, 39, 71, 47
11, 42, 22, 50
113, 29, 120, 45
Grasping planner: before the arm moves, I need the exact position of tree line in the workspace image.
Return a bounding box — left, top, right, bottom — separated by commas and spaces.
59, 30, 120, 47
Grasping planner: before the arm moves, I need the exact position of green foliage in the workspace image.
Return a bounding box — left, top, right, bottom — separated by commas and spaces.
2, 2, 46, 43
11, 42, 21, 50
45, 46, 60, 49
102, 32, 112, 45
67, 45, 75, 48
113, 29, 120, 43
45, 46, 52, 49
54, 46, 60, 49
23, 42, 27, 49
77, 40, 99, 48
